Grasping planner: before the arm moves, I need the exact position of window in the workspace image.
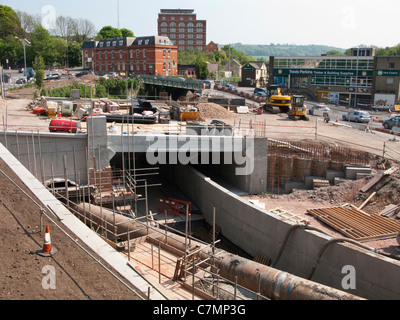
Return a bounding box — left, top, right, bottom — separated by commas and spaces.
137, 62, 140, 71
389, 62, 395, 69
112, 41, 116, 46
170, 22, 176, 27
170, 28, 176, 33
168, 49, 171, 58
143, 49, 146, 58
387, 77, 395, 85
105, 52, 108, 59
179, 34, 185, 39
119, 40, 123, 46
161, 28, 167, 33
119, 51, 123, 59
143, 62, 146, 71
111, 51, 115, 59
136, 50, 140, 58
170, 34, 176, 39
196, 23, 203, 27
99, 42, 104, 48
99, 52, 102, 59
106, 41, 110, 47
187, 23, 194, 27
130, 50, 133, 59
163, 62, 166, 71
161, 22, 167, 27
197, 28, 203, 33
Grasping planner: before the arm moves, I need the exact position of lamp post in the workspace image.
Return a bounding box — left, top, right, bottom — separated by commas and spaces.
15, 37, 31, 79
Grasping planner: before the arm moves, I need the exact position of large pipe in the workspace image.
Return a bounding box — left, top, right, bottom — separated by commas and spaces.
73, 202, 364, 300
70, 202, 159, 240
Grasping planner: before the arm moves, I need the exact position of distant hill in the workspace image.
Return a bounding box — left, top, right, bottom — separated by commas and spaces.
226, 43, 346, 59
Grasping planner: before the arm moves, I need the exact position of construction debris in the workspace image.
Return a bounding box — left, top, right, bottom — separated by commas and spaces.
307, 205, 400, 242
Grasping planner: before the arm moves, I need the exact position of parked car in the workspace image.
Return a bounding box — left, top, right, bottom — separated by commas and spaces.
45, 72, 61, 80
16, 77, 27, 84
383, 115, 400, 130
308, 104, 331, 116
254, 87, 267, 94
75, 71, 89, 77
224, 84, 236, 90
254, 91, 267, 97
342, 110, 371, 123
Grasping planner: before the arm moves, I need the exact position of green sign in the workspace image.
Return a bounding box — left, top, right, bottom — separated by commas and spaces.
377, 69, 400, 76
273, 68, 373, 77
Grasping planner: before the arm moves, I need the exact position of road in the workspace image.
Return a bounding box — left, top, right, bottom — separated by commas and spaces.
209, 85, 392, 132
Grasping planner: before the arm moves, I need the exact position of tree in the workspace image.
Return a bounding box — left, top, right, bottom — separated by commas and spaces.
16, 11, 41, 36
29, 25, 56, 66
0, 5, 25, 40
96, 26, 122, 40
194, 56, 209, 80
120, 28, 134, 37
33, 55, 45, 91
71, 18, 96, 42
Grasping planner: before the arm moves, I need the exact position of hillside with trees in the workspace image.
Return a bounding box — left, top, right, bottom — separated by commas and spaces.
228, 43, 346, 58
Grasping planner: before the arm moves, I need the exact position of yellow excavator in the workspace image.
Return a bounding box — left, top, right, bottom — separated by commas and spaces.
263, 85, 291, 114
287, 95, 309, 121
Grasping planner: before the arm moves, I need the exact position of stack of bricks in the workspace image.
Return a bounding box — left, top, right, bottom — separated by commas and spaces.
89, 166, 114, 192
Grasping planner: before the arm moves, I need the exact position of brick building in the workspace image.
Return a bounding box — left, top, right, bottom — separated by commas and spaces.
81, 36, 178, 77
157, 9, 206, 51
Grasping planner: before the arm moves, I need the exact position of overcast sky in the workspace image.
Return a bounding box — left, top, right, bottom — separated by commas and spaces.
3, 0, 399, 49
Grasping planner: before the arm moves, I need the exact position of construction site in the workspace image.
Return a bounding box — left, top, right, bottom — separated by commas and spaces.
2, 75, 400, 302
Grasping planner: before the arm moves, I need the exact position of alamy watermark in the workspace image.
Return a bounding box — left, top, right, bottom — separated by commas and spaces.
341, 265, 356, 290
41, 5, 57, 31
41, 265, 56, 290
145, 125, 255, 176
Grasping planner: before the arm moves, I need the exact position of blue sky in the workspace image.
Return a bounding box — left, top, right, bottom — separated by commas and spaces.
2, 0, 399, 49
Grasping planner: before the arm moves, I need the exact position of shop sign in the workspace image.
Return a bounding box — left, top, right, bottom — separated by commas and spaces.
376, 69, 400, 76
274, 68, 372, 77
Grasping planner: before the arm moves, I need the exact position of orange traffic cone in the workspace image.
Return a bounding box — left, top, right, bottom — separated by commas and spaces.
37, 225, 57, 257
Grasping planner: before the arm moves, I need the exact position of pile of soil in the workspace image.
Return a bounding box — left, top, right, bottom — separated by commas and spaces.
196, 102, 237, 120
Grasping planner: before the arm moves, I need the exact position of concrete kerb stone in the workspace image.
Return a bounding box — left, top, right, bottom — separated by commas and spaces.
0, 143, 166, 300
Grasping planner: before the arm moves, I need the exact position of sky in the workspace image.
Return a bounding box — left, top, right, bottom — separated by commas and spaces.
2, 0, 399, 49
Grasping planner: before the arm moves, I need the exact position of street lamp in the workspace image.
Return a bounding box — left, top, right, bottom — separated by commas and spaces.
15, 37, 31, 79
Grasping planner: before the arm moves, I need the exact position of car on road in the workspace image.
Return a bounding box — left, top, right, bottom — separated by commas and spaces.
254, 87, 267, 95
75, 71, 90, 77
308, 104, 331, 116
224, 84, 236, 90
342, 110, 371, 123
383, 115, 400, 129
16, 77, 27, 84
254, 91, 267, 97
45, 73, 61, 80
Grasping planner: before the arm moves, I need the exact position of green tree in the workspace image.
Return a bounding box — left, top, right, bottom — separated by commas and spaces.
194, 56, 209, 80
29, 25, 55, 66
120, 28, 134, 37
0, 5, 25, 40
96, 26, 122, 40
33, 55, 45, 91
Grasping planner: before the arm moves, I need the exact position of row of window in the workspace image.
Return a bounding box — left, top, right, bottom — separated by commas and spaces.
160, 22, 203, 27
167, 34, 204, 39
96, 61, 173, 72
310, 75, 373, 87
160, 28, 204, 33
93, 49, 172, 60
274, 58, 375, 70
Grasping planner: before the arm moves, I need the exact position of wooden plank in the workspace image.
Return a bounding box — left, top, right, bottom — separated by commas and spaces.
307, 206, 400, 241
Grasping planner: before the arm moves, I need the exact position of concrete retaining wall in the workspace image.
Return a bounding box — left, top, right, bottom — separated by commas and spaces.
0, 131, 88, 184
163, 163, 400, 300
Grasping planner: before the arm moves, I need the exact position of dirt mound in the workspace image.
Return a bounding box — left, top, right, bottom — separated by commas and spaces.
196, 102, 236, 120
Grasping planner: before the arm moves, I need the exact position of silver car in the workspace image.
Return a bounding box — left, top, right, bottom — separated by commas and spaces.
308, 104, 330, 116
342, 110, 371, 123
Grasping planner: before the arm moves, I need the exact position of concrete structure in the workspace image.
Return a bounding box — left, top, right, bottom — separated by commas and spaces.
163, 163, 400, 300
269, 48, 400, 108
157, 9, 206, 52
2, 118, 400, 299
81, 36, 178, 77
